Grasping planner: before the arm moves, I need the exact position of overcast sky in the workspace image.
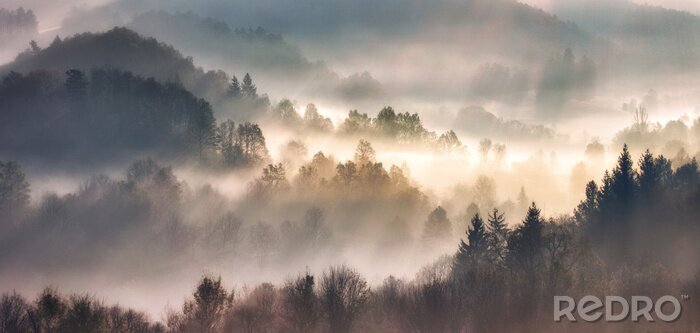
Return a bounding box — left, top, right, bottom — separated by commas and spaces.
520, 0, 700, 14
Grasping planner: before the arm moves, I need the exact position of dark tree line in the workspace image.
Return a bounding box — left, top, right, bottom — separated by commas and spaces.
575, 144, 700, 269
0, 69, 276, 168
0, 69, 216, 164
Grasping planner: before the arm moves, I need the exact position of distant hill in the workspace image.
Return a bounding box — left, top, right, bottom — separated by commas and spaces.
1, 27, 232, 108
127, 11, 331, 82
552, 0, 700, 74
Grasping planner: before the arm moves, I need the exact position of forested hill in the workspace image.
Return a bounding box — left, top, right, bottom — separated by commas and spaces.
127, 10, 330, 79
0, 27, 231, 107
0, 69, 216, 166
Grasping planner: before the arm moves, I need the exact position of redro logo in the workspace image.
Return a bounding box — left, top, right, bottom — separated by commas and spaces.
554, 295, 682, 322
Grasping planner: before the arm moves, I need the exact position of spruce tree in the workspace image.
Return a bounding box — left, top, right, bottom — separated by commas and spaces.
506, 202, 544, 274
486, 208, 509, 262
455, 213, 489, 272
241, 73, 257, 99
228, 75, 241, 99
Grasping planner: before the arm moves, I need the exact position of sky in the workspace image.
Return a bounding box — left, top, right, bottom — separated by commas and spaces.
521, 0, 700, 14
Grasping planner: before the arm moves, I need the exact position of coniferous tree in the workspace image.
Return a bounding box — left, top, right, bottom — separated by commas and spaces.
228, 75, 241, 99
574, 181, 598, 226
486, 208, 509, 262
454, 213, 489, 273
506, 202, 544, 275
638, 149, 672, 201
241, 73, 257, 99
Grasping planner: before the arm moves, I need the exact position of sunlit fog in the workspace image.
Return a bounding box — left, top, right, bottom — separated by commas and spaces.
1, 0, 700, 332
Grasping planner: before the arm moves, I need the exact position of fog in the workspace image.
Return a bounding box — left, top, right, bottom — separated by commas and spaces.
2, 0, 700, 332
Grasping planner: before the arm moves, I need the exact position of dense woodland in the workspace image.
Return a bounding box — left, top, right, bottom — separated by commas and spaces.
3, 3, 700, 333
1, 144, 700, 332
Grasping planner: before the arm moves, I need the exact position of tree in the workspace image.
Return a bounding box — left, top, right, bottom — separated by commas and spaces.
282, 274, 319, 333
241, 73, 257, 99
63, 294, 106, 333
516, 186, 529, 215
183, 276, 232, 333
303, 207, 329, 249
272, 99, 303, 125
486, 208, 509, 263
454, 213, 490, 274
479, 138, 492, 163
395, 112, 425, 142
249, 163, 290, 199
31, 288, 66, 333
638, 149, 672, 201
0, 292, 30, 333
235, 122, 270, 166
218, 120, 240, 167
506, 202, 545, 275
423, 206, 452, 243
610, 144, 637, 204
340, 110, 371, 134
65, 69, 88, 102
229, 75, 241, 99
0, 160, 30, 224
473, 175, 496, 210
353, 139, 375, 165
493, 143, 507, 166
189, 100, 217, 161
303, 104, 333, 132
574, 181, 598, 226
376, 106, 397, 137
320, 266, 370, 333
437, 130, 464, 154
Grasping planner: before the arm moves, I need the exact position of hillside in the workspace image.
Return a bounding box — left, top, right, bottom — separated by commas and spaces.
0, 68, 216, 165
552, 0, 700, 74
1, 27, 231, 108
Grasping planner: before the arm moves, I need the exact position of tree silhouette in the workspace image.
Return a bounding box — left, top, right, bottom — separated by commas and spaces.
282, 274, 319, 333
423, 206, 452, 244
320, 266, 369, 333
228, 75, 241, 99
506, 202, 544, 275
241, 73, 257, 99
454, 213, 490, 274
353, 139, 376, 165
486, 208, 509, 263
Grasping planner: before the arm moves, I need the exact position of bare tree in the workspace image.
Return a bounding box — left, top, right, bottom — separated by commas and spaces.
0, 292, 30, 333
320, 266, 370, 333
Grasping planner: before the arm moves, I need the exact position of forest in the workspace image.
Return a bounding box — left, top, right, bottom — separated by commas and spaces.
3, 0, 700, 332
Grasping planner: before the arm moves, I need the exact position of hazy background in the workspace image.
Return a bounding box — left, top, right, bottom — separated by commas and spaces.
3, 0, 700, 321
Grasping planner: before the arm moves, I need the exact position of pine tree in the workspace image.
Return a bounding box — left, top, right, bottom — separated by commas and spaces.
454, 213, 489, 273
506, 202, 544, 274
486, 208, 509, 262
610, 144, 637, 206
516, 186, 529, 214
241, 73, 257, 99
574, 181, 598, 225
638, 149, 672, 201
228, 75, 241, 99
